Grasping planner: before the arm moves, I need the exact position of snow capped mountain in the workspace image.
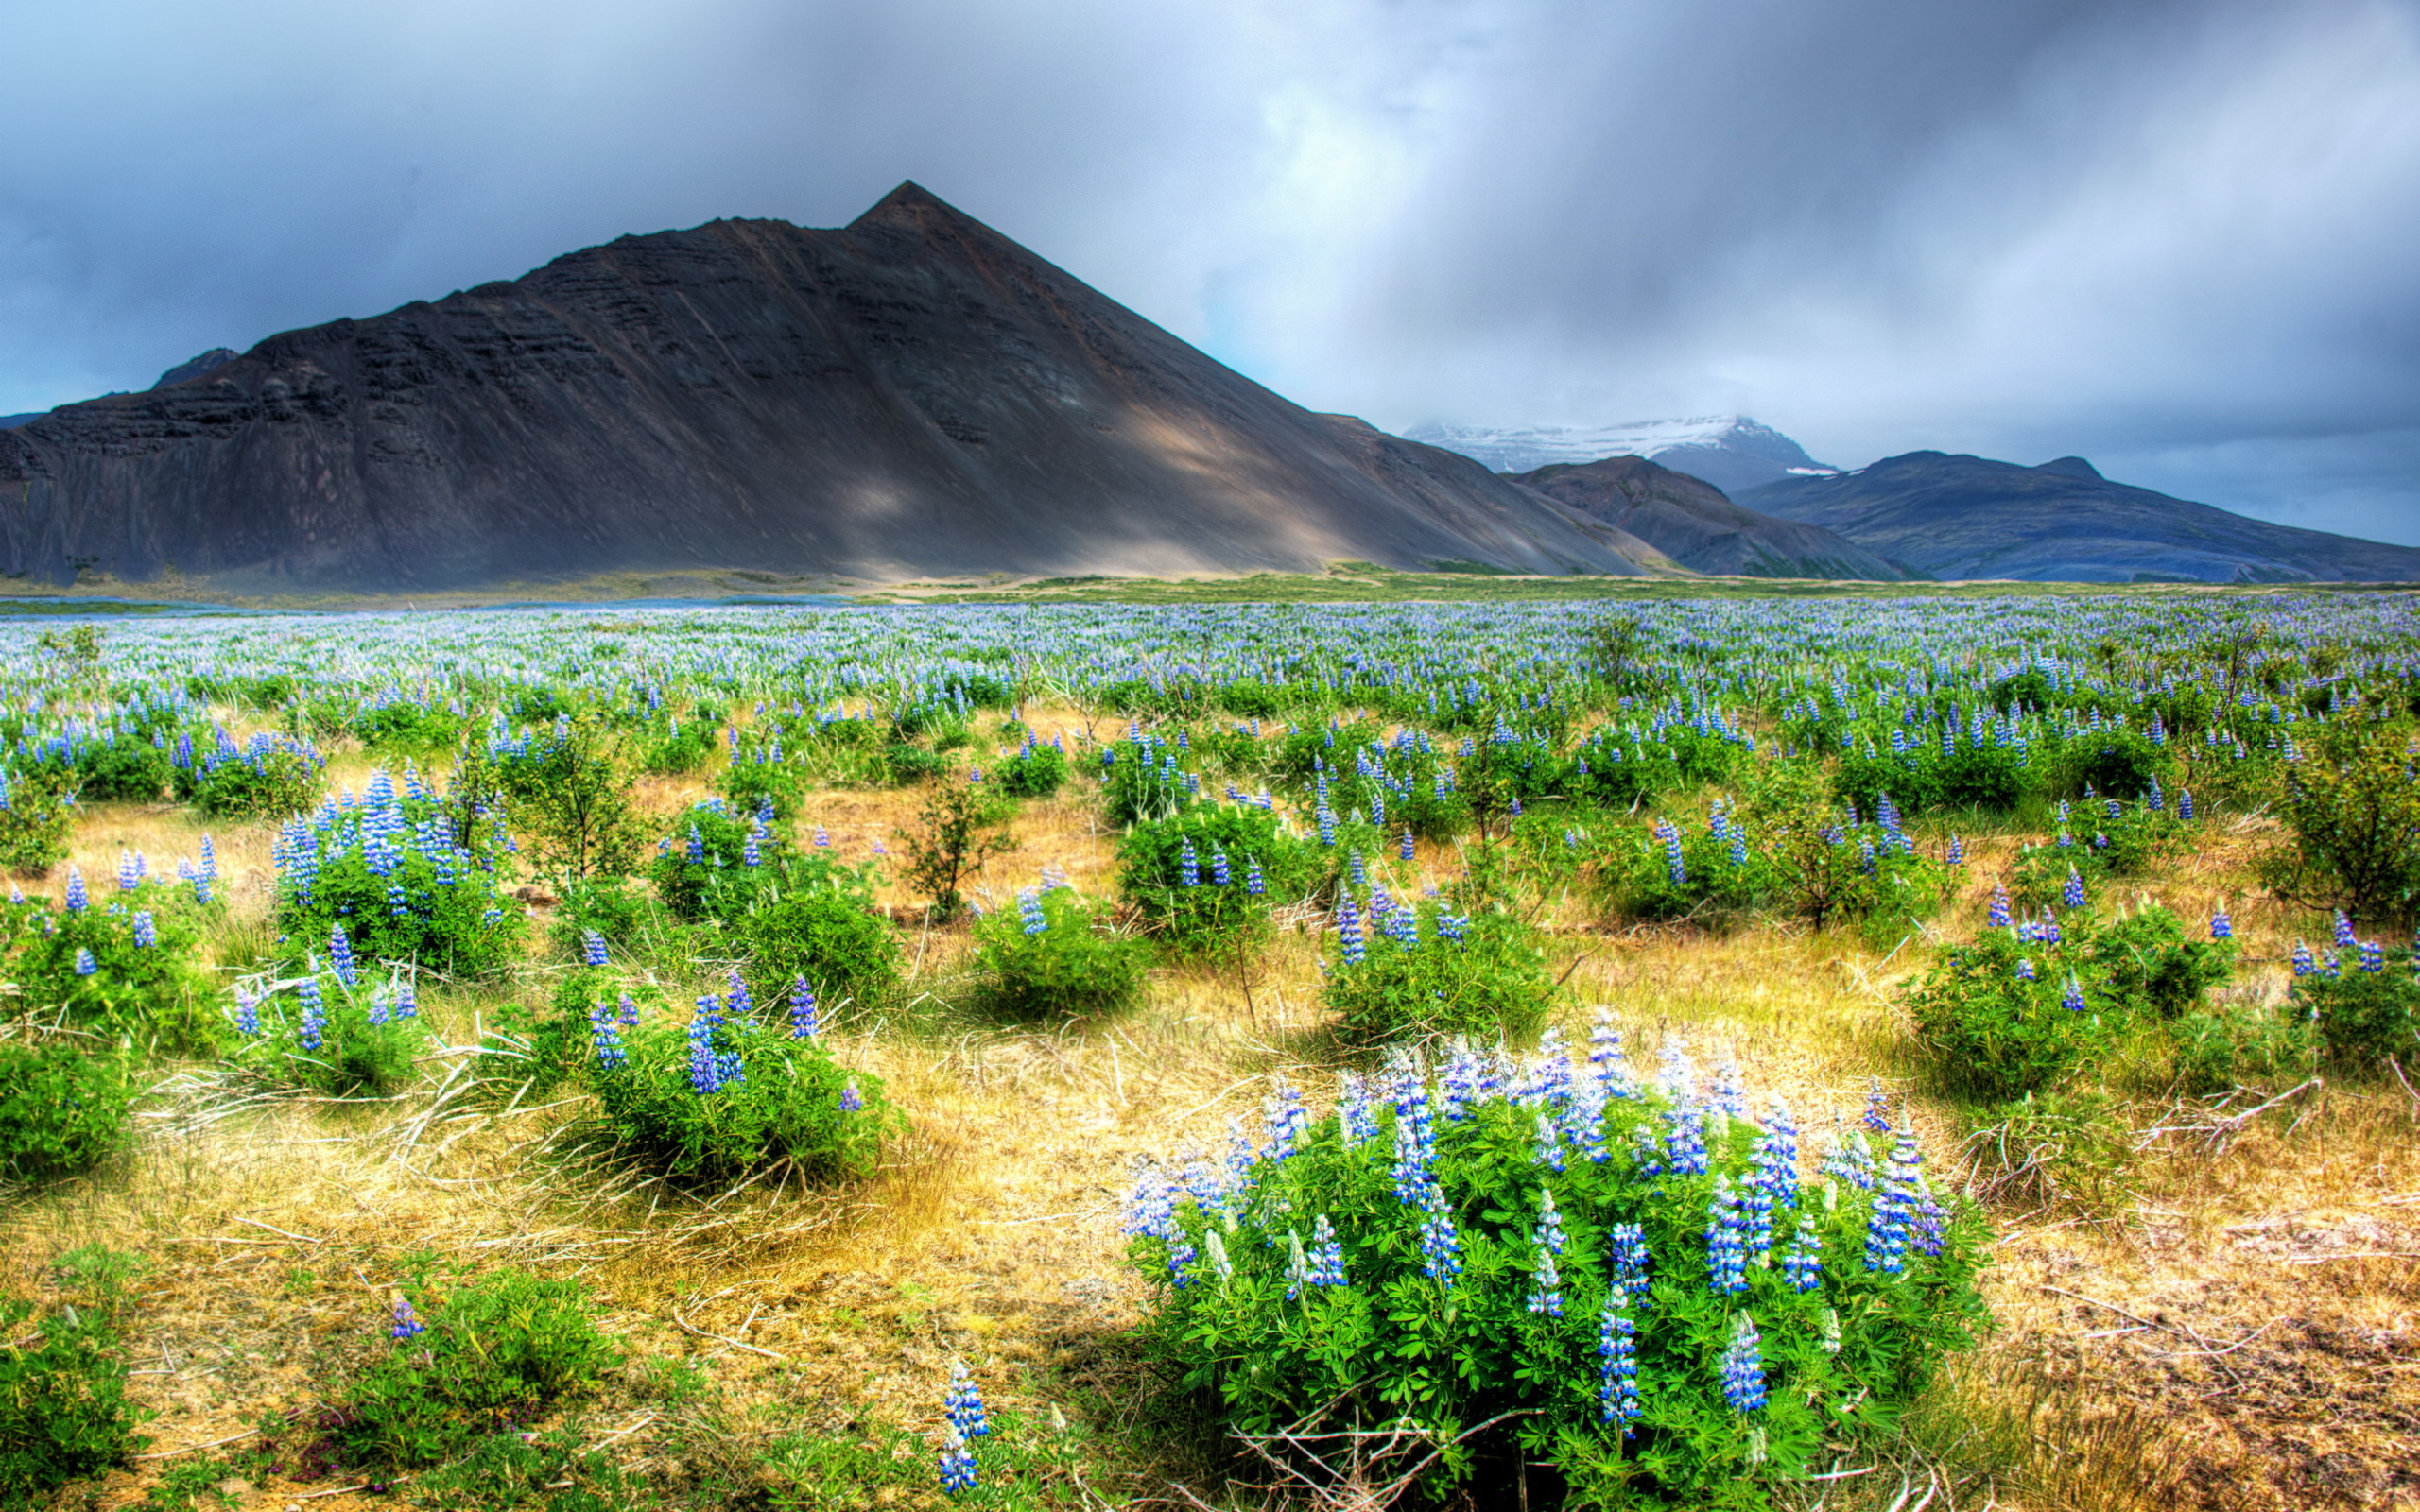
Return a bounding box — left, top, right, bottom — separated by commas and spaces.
1402, 416, 1837, 497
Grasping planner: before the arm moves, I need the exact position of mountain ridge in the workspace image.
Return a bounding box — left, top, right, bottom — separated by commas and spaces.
1510, 455, 1911, 580
0, 183, 1664, 590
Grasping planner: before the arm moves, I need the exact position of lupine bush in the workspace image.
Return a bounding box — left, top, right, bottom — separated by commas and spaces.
171, 730, 324, 817
329, 1268, 621, 1471
649, 797, 872, 922
12, 872, 216, 1048
0, 1289, 147, 1505
354, 697, 467, 755
229, 936, 429, 1097
1321, 894, 1555, 1045
274, 768, 524, 976
1101, 730, 1200, 825
969, 885, 1150, 1022
0, 1034, 136, 1181
895, 773, 1018, 919
2289, 933, 2420, 1070
20, 727, 172, 804
0, 765, 77, 876
2005, 793, 2190, 908
1126, 1033, 1988, 1507
731, 887, 904, 1022
991, 735, 1070, 799
587, 978, 901, 1182
715, 734, 811, 820
1118, 800, 1322, 956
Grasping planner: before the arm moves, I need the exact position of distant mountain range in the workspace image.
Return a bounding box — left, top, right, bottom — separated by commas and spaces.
1, 349, 241, 433
0, 185, 1666, 590
1511, 455, 1913, 580
1738, 452, 2420, 583
1404, 417, 1838, 497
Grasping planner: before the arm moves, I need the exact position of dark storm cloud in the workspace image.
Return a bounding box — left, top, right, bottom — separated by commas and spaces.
4, 0, 2416, 541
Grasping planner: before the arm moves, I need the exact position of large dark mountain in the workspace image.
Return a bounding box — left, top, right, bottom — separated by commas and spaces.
0, 185, 1663, 590
1512, 455, 1910, 579
1738, 452, 2420, 583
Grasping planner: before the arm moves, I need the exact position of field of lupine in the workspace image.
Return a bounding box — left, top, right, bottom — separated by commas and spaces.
1, 590, 2415, 1512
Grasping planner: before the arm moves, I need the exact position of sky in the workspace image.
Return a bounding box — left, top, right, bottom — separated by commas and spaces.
4, 0, 2417, 543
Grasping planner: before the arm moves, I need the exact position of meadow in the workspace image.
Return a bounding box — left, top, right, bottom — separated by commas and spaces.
1, 589, 2414, 1512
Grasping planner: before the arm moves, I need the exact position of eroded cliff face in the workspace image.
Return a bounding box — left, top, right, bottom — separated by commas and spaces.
0, 184, 1655, 590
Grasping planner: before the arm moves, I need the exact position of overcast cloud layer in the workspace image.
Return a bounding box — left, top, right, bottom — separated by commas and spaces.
5, 0, 2416, 542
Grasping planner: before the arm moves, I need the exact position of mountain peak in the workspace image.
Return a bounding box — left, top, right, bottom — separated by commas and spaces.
2036, 455, 2102, 480
849, 180, 979, 233
154, 348, 238, 389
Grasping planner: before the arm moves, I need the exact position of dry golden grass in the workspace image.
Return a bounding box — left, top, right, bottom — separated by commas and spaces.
5, 732, 2415, 1511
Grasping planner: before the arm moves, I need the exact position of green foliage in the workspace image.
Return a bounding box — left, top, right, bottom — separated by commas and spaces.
751, 1406, 1083, 1510
2044, 730, 2171, 805
0, 1035, 136, 1181
1321, 900, 1554, 1045
0, 1290, 147, 1508
969, 887, 1150, 1022
2291, 951, 2420, 1071
332, 1269, 620, 1471
730, 888, 903, 1022
1958, 1091, 2139, 1211
1100, 732, 1197, 825
482, 718, 647, 886
2082, 906, 2234, 1020
143, 1453, 243, 1511
631, 714, 719, 777
1835, 739, 2030, 815
1130, 1060, 1989, 1508
1602, 803, 1946, 932
2004, 798, 2188, 908
544, 876, 672, 963
715, 738, 810, 821
354, 700, 466, 757
0, 766, 76, 876
11, 882, 216, 1049
44, 733, 172, 804
275, 775, 525, 977
2171, 1004, 2318, 1093
409, 1425, 648, 1511
648, 799, 876, 923
2258, 715, 2420, 928
895, 774, 1017, 919
588, 998, 900, 1182
175, 737, 323, 818
1117, 802, 1322, 957
230, 957, 429, 1098
990, 739, 1069, 799
882, 741, 949, 786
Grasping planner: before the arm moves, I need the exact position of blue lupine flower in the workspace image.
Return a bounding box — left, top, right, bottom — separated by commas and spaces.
1864, 1135, 1921, 1274
1347, 850, 1367, 888
73, 947, 98, 976
1211, 846, 1232, 886
789, 976, 820, 1038
394, 978, 418, 1019
1598, 1304, 1640, 1430
391, 1298, 425, 1339
2178, 790, 2194, 821
116, 850, 141, 891
945, 1363, 990, 1438
582, 930, 609, 967
1308, 1213, 1346, 1287
298, 977, 326, 1051
839, 1080, 863, 1112
2335, 911, 2358, 948
2291, 940, 2315, 976
1415, 1189, 1462, 1282
2062, 976, 2086, 1013
64, 870, 88, 913
1178, 838, 1199, 887
1705, 1176, 1749, 1295
2015, 957, 2036, 981
1987, 884, 2011, 928
686, 826, 705, 864
1017, 887, 1047, 936
1335, 896, 1364, 966
130, 911, 157, 948
200, 834, 216, 880
937, 1426, 977, 1494
1946, 834, 1964, 866
725, 968, 754, 1019
2040, 910, 2064, 946
1606, 1222, 1651, 1311
1910, 1175, 1948, 1258
1781, 1214, 1823, 1292
590, 1001, 628, 1071
1399, 828, 1415, 861
618, 990, 639, 1027
330, 924, 357, 988
1316, 805, 1337, 847
1861, 1080, 1891, 1135
1720, 1314, 1768, 1412
2062, 868, 2086, 909
2360, 939, 2385, 973
1245, 856, 1266, 897
687, 996, 729, 1094
1261, 1075, 1310, 1163
2210, 907, 2232, 940
1663, 1101, 1709, 1176
234, 987, 260, 1037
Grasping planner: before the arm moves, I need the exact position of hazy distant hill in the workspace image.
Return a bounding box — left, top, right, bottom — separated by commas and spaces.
1739, 452, 2420, 583
0, 184, 1664, 590
1512, 455, 1911, 579
1407, 416, 1838, 496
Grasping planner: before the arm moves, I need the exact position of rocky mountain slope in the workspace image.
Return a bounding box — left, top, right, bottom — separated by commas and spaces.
1406, 416, 1837, 496
1512, 455, 1910, 579
0, 186, 1664, 590
1739, 452, 2420, 583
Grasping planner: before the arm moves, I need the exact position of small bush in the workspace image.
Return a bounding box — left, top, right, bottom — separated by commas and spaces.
633, 715, 719, 777
969, 886, 1149, 1022
11, 879, 216, 1049
1321, 896, 1554, 1045
275, 770, 525, 977
1127, 1044, 1988, 1507
0, 1293, 147, 1507
2083, 906, 2234, 1020
2258, 715, 2420, 928
991, 738, 1069, 799
31, 730, 173, 804
715, 744, 810, 822
894, 774, 1017, 919
333, 1269, 620, 1471
588, 987, 900, 1183
482, 718, 648, 887
229, 947, 429, 1098
649, 800, 876, 924
2291, 949, 2420, 1071
1099, 732, 1198, 825
0, 766, 77, 876
0, 1036, 136, 1181
1903, 930, 2125, 1101
354, 699, 466, 756
544, 875, 672, 963
730, 888, 903, 1022
173, 731, 324, 817
1118, 801, 1323, 957
409, 1424, 648, 1510
2171, 1004, 2319, 1093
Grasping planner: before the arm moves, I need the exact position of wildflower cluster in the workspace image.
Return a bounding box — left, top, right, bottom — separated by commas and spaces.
273, 767, 523, 976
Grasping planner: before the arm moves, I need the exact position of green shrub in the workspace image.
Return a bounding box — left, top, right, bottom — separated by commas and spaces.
173, 730, 324, 817
587, 985, 900, 1182
354, 699, 465, 756
0, 766, 77, 876
544, 875, 672, 963
1099, 733, 1198, 826
332, 1269, 620, 1471
894, 775, 1016, 920
276, 770, 525, 977
969, 887, 1149, 1022
991, 739, 1069, 799
2083, 906, 2234, 1020
482, 718, 647, 887
2291, 948, 2420, 1070
2046, 729, 2170, 805
0, 1293, 147, 1508
730, 888, 902, 1022
881, 741, 948, 787
229, 946, 428, 1098
2258, 715, 2420, 928
32, 730, 172, 804
1606, 801, 1945, 931
409, 1424, 648, 1510
2171, 1004, 2318, 1093
0, 1036, 136, 1181
2006, 798, 2188, 908
716, 744, 809, 822
1596, 810, 1774, 923
1903, 929, 2125, 1101
1127, 1045, 1989, 1508
1117, 802, 1323, 957
11, 879, 216, 1049
1321, 897, 1554, 1045
632, 714, 719, 777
